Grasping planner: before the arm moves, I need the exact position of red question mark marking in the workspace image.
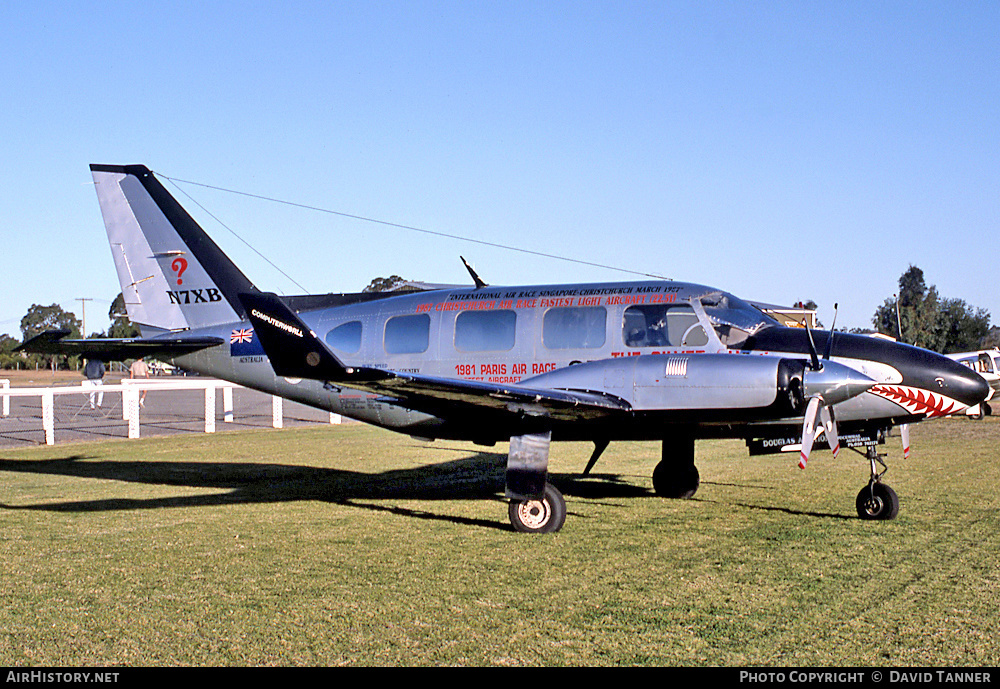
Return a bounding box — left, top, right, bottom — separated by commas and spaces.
171, 257, 188, 285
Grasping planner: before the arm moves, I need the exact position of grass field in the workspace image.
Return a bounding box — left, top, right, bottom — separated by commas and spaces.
1, 416, 997, 666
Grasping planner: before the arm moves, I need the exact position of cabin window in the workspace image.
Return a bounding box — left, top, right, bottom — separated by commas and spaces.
384, 314, 430, 354
542, 306, 606, 349
455, 310, 517, 352
623, 304, 708, 348
325, 321, 362, 353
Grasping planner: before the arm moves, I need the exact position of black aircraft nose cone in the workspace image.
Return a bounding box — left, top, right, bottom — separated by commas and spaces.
946, 360, 991, 408
900, 346, 991, 410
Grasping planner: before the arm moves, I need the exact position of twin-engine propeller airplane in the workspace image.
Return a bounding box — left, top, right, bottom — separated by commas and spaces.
20, 164, 990, 533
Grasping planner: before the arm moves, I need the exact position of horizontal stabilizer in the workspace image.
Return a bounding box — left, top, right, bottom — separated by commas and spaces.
16, 329, 224, 360
240, 292, 388, 382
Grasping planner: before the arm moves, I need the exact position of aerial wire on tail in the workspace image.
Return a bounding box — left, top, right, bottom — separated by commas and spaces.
160, 175, 310, 293
156, 171, 672, 282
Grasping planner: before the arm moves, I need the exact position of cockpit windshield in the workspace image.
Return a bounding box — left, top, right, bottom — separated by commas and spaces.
699, 291, 778, 347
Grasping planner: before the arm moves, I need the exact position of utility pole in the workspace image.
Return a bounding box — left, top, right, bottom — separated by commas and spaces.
894, 294, 904, 343
77, 298, 94, 338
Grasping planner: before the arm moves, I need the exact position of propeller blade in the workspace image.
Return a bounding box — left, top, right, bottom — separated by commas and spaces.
799, 396, 822, 469
820, 404, 840, 458
900, 424, 911, 459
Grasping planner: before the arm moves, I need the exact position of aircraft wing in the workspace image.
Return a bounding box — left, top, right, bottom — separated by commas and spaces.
16, 329, 225, 360
342, 369, 631, 422
240, 292, 631, 422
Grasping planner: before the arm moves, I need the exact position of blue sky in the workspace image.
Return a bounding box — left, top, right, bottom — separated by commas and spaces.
2, 1, 997, 338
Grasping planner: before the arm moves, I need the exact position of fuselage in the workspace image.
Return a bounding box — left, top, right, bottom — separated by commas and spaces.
168, 279, 989, 443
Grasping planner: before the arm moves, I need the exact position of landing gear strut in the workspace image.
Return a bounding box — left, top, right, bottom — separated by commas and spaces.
505, 431, 566, 533
652, 433, 700, 499
855, 445, 899, 520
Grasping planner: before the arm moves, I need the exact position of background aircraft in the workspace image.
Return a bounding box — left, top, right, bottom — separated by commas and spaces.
946, 348, 999, 418
20, 164, 990, 533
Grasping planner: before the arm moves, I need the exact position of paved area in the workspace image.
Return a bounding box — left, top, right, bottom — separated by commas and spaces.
0, 383, 341, 448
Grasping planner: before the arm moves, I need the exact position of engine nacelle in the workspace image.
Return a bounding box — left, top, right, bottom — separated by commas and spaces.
525, 354, 816, 413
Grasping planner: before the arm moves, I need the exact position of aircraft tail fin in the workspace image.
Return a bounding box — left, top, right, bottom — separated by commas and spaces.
90, 164, 259, 334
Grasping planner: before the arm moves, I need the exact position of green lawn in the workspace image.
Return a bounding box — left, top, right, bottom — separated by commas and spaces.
1, 416, 997, 666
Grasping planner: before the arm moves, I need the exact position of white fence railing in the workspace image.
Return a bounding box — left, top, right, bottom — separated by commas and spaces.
1, 378, 340, 446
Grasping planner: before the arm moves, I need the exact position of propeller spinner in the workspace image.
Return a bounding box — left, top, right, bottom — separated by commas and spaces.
798, 360, 877, 468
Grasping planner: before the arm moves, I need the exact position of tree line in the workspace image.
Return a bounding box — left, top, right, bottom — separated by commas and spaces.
2, 268, 996, 370
867, 265, 996, 352
0, 294, 138, 370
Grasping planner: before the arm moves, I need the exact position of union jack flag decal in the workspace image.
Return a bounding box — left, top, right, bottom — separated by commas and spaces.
231, 328, 254, 344
230, 328, 265, 356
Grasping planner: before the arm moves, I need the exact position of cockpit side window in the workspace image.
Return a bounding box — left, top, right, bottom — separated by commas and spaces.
623, 304, 708, 348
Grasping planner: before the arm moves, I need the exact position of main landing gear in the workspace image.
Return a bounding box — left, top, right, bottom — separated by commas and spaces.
505, 431, 567, 534
505, 432, 700, 533
508, 483, 567, 534
652, 434, 700, 499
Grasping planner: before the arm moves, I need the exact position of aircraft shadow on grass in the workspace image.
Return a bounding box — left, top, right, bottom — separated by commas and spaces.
0, 444, 854, 528
0, 446, 662, 531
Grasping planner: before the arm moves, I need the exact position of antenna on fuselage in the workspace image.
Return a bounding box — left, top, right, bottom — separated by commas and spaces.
460, 256, 487, 289
805, 322, 822, 371
823, 303, 839, 361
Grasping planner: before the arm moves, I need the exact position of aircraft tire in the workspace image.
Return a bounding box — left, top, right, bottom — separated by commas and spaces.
652, 460, 699, 499
508, 483, 567, 534
856, 482, 899, 520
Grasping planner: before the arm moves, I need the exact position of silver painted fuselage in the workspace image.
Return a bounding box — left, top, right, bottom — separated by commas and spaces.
171, 278, 986, 443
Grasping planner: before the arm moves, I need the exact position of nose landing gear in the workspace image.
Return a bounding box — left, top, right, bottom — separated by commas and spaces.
855, 445, 899, 520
